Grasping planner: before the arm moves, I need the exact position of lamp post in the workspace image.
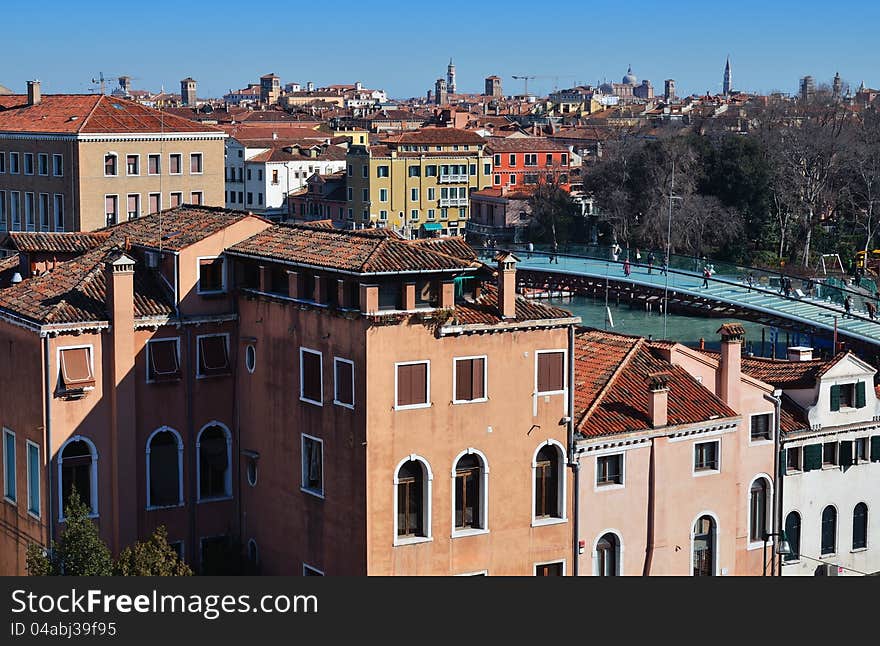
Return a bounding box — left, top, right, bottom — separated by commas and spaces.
663, 160, 682, 340
762, 531, 792, 576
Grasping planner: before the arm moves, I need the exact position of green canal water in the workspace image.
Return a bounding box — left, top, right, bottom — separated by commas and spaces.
543, 295, 828, 356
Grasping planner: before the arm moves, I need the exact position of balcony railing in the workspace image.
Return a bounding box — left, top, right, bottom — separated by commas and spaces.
439, 174, 467, 183
439, 197, 468, 207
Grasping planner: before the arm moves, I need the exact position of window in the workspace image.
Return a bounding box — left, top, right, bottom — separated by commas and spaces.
301, 434, 323, 497
148, 154, 160, 175
333, 358, 354, 408
852, 503, 868, 550
0, 152, 4, 173
786, 446, 802, 472
545, 153, 553, 166
59, 437, 97, 518
24, 152, 34, 175
749, 478, 769, 542
535, 562, 564, 576
190, 153, 203, 174
510, 174, 517, 185
27, 441, 40, 518
831, 381, 866, 410
377, 165, 389, 178
245, 345, 256, 374
596, 533, 619, 576
299, 348, 323, 406
427, 209, 435, 220
562, 153, 568, 165
823, 442, 838, 467
147, 428, 182, 508
427, 187, 435, 201
104, 153, 117, 176
408, 166, 420, 177
379, 188, 388, 202
454, 452, 486, 532
247, 192, 253, 205
126, 154, 139, 175
170, 192, 182, 208
693, 515, 716, 576
483, 163, 490, 175
821, 505, 837, 555
380, 210, 388, 220
395, 361, 429, 409
784, 512, 801, 561
53, 194, 64, 231
169, 154, 182, 174
494, 174, 501, 185
524, 153, 537, 166
258, 192, 263, 205
247, 539, 259, 568
534, 443, 563, 519
362, 188, 369, 202
410, 188, 418, 201
197, 335, 229, 378
3, 428, 15, 503
524, 173, 538, 185
694, 441, 719, 472
536, 350, 565, 394
126, 194, 140, 220
57, 347, 95, 394
347, 164, 353, 177
246, 455, 258, 486
803, 444, 822, 471
508, 153, 516, 166
346, 187, 353, 202
855, 437, 869, 463
52, 154, 63, 176
38, 153, 48, 175
425, 165, 437, 177
10, 191, 20, 230
24, 193, 34, 230
148, 193, 160, 215
10, 152, 20, 174
39, 193, 49, 230
198, 424, 231, 501
596, 453, 623, 486
147, 338, 181, 383
270, 168, 279, 185
362, 164, 368, 178
198, 257, 225, 294
0, 191, 5, 230
396, 459, 430, 540
190, 191, 203, 205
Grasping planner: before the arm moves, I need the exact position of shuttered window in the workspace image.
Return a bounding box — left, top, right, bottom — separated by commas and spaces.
839, 440, 853, 467
333, 358, 354, 408
803, 444, 822, 471
58, 347, 95, 391
856, 381, 866, 408
830, 384, 840, 411
750, 413, 772, 441
148, 339, 181, 382
396, 362, 429, 408
197, 335, 229, 377
871, 436, 880, 462
300, 349, 322, 405
454, 357, 486, 402
537, 351, 565, 394
198, 257, 224, 293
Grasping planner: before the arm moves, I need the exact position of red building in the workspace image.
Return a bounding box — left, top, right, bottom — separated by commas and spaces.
485, 137, 571, 191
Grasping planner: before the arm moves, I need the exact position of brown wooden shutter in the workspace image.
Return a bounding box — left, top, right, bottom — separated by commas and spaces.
456, 359, 473, 401
149, 194, 160, 214
538, 352, 564, 392
199, 336, 229, 376
149, 340, 180, 381
59, 347, 95, 389
472, 358, 485, 399
127, 195, 137, 213
398, 364, 412, 406
302, 351, 322, 402
335, 360, 353, 406
398, 363, 427, 406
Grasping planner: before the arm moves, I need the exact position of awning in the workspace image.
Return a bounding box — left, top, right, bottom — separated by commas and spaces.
422, 222, 442, 231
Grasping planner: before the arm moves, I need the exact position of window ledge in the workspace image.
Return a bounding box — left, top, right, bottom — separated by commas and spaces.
819, 553, 837, 559
693, 468, 720, 477
395, 403, 432, 411
850, 547, 868, 553
531, 517, 567, 528
747, 541, 768, 551
749, 439, 773, 446
594, 482, 624, 491
146, 503, 184, 511
300, 487, 325, 500
60, 512, 99, 522
147, 376, 182, 385
333, 400, 355, 410
394, 536, 433, 547
197, 496, 232, 504
4, 497, 17, 506
196, 373, 232, 380
27, 510, 41, 521
452, 398, 488, 405
785, 469, 802, 476
300, 397, 324, 407
781, 559, 800, 565
198, 291, 228, 299
452, 528, 489, 539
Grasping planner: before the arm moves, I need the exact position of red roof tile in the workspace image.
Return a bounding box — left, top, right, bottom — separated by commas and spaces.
485, 137, 570, 153
4, 232, 110, 254
452, 283, 573, 326
381, 127, 485, 146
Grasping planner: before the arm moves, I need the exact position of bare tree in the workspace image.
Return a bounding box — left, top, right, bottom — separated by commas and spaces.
841, 108, 880, 254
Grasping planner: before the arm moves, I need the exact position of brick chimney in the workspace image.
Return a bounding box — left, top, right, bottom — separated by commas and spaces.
496, 252, 519, 319
647, 372, 670, 428
27, 80, 41, 106
717, 323, 745, 411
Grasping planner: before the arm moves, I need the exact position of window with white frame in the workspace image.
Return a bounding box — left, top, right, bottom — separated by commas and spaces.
300, 348, 323, 406
301, 434, 323, 497
147, 338, 181, 383
169, 154, 182, 175
52, 154, 63, 177
127, 194, 140, 220
333, 357, 354, 408
58, 436, 98, 519
126, 154, 139, 176
104, 153, 117, 176
53, 194, 64, 231
453, 450, 488, 533
196, 335, 230, 378
396, 458, 431, 541
26, 441, 40, 518
197, 424, 231, 501
0, 152, 5, 173
148, 154, 160, 175
534, 442, 564, 520
24, 153, 34, 175
395, 361, 429, 409
453, 356, 486, 403
694, 440, 720, 472
10, 152, 19, 174
38, 193, 49, 230
596, 453, 623, 486
147, 427, 183, 508
595, 533, 620, 576
536, 350, 565, 395
748, 477, 770, 543
197, 257, 225, 294
750, 413, 772, 441
38, 153, 48, 176
3, 428, 15, 503
190, 153, 203, 174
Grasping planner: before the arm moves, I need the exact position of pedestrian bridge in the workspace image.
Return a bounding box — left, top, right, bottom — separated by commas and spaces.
502, 250, 880, 348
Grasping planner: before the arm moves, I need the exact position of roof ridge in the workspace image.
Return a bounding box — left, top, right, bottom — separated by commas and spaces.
78, 94, 105, 134
576, 336, 644, 430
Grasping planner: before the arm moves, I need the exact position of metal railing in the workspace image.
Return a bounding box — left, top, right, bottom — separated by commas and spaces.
439, 174, 468, 183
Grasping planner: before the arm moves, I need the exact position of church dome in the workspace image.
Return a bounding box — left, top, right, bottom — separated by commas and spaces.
622, 65, 637, 85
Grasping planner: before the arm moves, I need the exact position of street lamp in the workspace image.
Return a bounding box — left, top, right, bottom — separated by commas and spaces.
663, 160, 682, 340
762, 531, 792, 576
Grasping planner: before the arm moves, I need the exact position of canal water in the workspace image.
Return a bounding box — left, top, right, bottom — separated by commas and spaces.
544, 295, 832, 357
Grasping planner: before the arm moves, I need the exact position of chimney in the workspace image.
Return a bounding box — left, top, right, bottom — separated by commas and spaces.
496, 252, 518, 319
27, 80, 41, 106
647, 372, 670, 428
717, 323, 745, 410
787, 346, 813, 362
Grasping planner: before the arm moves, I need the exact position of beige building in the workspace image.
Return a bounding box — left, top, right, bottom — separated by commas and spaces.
0, 83, 226, 232
345, 128, 493, 238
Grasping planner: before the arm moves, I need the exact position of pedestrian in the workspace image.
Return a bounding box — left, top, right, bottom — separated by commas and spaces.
867, 300, 877, 320
623, 257, 631, 276
661, 257, 668, 275
783, 277, 792, 298
611, 243, 620, 263
647, 251, 655, 275
551, 241, 559, 264
702, 266, 711, 288
845, 295, 853, 317
747, 272, 754, 292
527, 241, 534, 259
635, 248, 642, 267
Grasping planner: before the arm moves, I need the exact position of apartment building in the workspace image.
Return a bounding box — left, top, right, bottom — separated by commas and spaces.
573, 325, 778, 576
345, 128, 493, 238
485, 137, 571, 191
0, 83, 226, 232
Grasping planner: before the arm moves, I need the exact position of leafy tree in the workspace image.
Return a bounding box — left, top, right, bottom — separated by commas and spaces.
527, 176, 582, 245
26, 489, 113, 576
114, 525, 192, 576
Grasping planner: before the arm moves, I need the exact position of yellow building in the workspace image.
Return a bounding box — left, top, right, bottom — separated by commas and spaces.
345, 128, 492, 238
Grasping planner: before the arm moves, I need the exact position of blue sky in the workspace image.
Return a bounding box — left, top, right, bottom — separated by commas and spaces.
3, 0, 878, 100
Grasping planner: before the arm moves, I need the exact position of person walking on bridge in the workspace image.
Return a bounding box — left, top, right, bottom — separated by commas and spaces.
527, 241, 534, 259
845, 295, 853, 318
867, 300, 876, 320
647, 251, 655, 275
623, 257, 631, 277
702, 265, 711, 288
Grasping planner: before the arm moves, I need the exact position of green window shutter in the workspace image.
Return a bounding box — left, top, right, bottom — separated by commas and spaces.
830, 385, 841, 412
871, 436, 880, 462
803, 444, 822, 471
779, 447, 787, 474
839, 440, 853, 467
856, 381, 866, 408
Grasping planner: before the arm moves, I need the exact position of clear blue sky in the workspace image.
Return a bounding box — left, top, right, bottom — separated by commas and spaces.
3, 0, 878, 100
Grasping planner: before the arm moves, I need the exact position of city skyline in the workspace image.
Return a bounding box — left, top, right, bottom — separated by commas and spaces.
3, 0, 879, 100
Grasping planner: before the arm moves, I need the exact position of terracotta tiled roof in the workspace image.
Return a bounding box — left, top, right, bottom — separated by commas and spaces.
452, 283, 574, 326
246, 145, 346, 163
381, 127, 485, 146
227, 224, 477, 274
101, 205, 267, 251
575, 329, 737, 437
470, 188, 532, 200
409, 237, 477, 262
485, 137, 570, 153
700, 350, 842, 389
780, 394, 809, 434
0, 254, 20, 288
0, 245, 172, 325
4, 232, 111, 253
0, 95, 222, 134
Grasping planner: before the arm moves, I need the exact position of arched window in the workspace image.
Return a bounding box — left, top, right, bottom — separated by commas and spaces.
595, 533, 620, 576
692, 515, 716, 576
821, 506, 837, 555
58, 437, 98, 519
197, 424, 231, 501
533, 443, 564, 521
396, 460, 427, 539
749, 477, 770, 542
453, 450, 488, 533
852, 503, 868, 550
146, 428, 183, 508
784, 511, 801, 561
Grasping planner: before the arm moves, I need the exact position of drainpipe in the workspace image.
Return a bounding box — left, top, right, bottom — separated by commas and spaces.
642, 437, 656, 576
185, 327, 196, 565
42, 334, 54, 547
764, 389, 783, 576
566, 323, 578, 576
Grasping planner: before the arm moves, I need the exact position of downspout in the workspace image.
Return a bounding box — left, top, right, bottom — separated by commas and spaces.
642, 437, 656, 576
42, 334, 54, 546
764, 389, 783, 576
185, 326, 196, 565
566, 324, 578, 576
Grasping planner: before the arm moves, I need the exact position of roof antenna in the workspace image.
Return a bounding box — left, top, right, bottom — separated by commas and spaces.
159, 99, 164, 254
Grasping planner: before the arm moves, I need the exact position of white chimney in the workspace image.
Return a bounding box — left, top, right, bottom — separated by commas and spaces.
27, 80, 41, 106
787, 346, 813, 362
647, 373, 670, 429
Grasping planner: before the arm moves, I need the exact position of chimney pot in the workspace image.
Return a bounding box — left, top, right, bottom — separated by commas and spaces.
496, 252, 519, 319
27, 80, 41, 106
717, 323, 743, 410
646, 372, 670, 428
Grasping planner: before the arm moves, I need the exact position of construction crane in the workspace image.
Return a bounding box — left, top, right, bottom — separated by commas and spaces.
90, 72, 112, 95
512, 75, 536, 97
512, 74, 578, 97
